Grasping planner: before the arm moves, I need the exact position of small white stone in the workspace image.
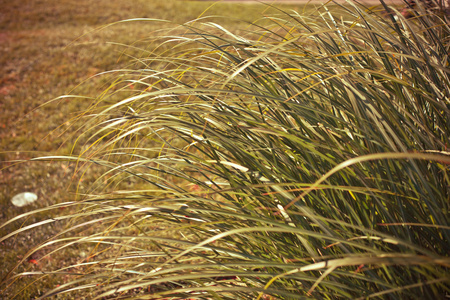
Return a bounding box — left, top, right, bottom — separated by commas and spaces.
11, 192, 38, 207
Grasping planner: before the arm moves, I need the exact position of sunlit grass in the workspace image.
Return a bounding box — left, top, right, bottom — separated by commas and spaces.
2, 0, 449, 299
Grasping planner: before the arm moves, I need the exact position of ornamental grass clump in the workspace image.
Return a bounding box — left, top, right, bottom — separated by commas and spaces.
2, 0, 449, 298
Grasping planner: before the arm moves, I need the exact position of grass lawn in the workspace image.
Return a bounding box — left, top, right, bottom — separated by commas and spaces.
0, 0, 332, 297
